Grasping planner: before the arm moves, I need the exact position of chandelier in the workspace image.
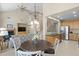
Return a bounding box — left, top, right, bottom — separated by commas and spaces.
30, 3, 40, 34
17, 3, 40, 34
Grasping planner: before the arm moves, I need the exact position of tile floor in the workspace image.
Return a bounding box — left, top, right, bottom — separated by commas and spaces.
0, 40, 79, 56
54, 40, 79, 56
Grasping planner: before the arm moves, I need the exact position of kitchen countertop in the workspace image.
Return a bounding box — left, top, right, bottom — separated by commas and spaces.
46, 32, 61, 36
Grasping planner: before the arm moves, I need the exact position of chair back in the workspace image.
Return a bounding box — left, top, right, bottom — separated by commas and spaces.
53, 38, 59, 51
16, 50, 42, 56
10, 36, 21, 51
10, 35, 42, 56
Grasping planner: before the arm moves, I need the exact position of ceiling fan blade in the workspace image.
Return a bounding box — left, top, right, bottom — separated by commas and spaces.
24, 8, 33, 14
17, 4, 43, 17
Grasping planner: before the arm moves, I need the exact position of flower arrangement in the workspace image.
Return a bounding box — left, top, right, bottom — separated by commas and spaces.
32, 32, 39, 44
33, 33, 39, 40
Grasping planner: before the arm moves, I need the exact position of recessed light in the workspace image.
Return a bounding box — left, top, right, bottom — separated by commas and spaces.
73, 11, 76, 14
74, 14, 77, 17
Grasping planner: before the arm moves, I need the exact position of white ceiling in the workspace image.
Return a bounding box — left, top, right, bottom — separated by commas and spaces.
0, 3, 43, 13
0, 3, 18, 11
51, 6, 79, 20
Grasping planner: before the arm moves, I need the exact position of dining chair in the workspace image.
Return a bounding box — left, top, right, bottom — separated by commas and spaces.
16, 50, 42, 56
53, 38, 60, 51
9, 36, 21, 55
9, 36, 43, 56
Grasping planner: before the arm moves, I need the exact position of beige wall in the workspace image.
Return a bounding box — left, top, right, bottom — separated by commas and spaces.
0, 12, 3, 27
1, 9, 31, 27
0, 9, 43, 35
0, 9, 32, 34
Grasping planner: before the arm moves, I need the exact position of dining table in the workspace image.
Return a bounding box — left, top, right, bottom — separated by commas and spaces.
19, 40, 53, 51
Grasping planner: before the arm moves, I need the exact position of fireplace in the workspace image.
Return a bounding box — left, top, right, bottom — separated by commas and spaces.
18, 27, 26, 32
17, 23, 27, 35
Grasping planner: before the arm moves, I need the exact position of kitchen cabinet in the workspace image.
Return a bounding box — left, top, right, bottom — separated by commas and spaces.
69, 33, 78, 41
46, 34, 61, 46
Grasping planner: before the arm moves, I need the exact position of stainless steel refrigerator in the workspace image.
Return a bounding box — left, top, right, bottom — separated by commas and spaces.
60, 26, 69, 40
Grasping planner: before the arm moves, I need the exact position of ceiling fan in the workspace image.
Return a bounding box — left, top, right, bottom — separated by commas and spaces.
17, 3, 42, 15
17, 3, 33, 14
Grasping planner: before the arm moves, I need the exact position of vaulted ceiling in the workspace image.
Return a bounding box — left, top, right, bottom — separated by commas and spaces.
0, 3, 43, 13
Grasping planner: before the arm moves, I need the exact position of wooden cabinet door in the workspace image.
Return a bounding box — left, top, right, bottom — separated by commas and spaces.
69, 34, 78, 41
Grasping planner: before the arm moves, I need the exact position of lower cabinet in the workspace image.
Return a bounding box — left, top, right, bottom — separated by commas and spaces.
46, 36, 55, 45
69, 33, 78, 41
46, 34, 61, 46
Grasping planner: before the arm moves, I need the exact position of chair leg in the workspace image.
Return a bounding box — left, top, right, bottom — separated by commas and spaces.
1, 41, 3, 50
0, 42, 1, 50
78, 38, 79, 48
41, 51, 44, 56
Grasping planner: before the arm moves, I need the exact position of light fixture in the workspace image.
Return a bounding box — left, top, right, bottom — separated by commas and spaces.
73, 11, 76, 14
17, 3, 26, 10
31, 20, 39, 25
30, 3, 40, 34
74, 14, 77, 17
17, 3, 32, 14
33, 3, 39, 32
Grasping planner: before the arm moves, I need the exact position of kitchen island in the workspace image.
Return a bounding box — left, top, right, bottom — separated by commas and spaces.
46, 32, 62, 46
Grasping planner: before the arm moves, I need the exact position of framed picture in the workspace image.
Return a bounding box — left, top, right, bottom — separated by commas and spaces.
7, 24, 13, 28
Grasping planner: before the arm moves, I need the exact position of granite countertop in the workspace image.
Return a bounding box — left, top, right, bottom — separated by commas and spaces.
46, 32, 61, 36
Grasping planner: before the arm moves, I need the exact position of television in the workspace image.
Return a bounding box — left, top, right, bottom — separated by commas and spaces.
18, 27, 26, 32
